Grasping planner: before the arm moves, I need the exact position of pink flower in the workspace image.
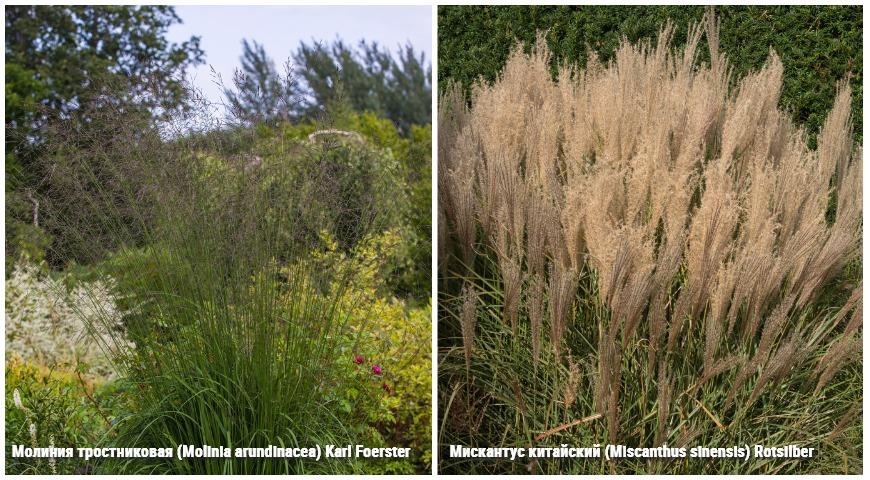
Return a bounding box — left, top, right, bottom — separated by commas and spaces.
372, 364, 382, 375
354, 354, 364, 365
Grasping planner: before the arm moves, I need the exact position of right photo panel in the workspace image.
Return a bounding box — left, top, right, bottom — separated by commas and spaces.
437, 5, 862, 475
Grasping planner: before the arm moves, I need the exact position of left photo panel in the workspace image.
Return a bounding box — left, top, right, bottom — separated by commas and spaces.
5, 5, 432, 475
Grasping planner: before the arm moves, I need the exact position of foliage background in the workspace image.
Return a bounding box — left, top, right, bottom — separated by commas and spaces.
438, 5, 862, 147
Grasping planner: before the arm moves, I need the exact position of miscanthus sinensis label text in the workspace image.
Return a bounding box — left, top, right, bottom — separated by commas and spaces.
449, 444, 815, 461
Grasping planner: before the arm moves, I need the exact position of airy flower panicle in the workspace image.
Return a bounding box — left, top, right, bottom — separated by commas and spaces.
13, 389, 23, 410
28, 423, 38, 449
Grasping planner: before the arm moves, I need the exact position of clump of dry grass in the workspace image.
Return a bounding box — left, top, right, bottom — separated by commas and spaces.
439, 8, 861, 473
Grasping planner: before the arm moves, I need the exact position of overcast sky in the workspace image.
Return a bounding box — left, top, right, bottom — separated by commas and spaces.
167, 5, 432, 106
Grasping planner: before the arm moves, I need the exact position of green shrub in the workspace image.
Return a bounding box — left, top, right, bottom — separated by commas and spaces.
312, 230, 432, 473
244, 111, 432, 302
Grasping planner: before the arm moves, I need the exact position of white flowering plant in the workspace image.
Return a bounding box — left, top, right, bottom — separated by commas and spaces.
5, 258, 132, 379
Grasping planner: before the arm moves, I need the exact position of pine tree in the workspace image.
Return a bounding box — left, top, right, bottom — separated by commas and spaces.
293, 40, 431, 134
223, 39, 297, 125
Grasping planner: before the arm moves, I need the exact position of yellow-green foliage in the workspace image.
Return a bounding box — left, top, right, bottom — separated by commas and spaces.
290, 230, 432, 473
259, 112, 432, 301
5, 357, 129, 474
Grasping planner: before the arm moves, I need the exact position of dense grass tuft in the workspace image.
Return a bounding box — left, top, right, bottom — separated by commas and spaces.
34, 84, 412, 474
438, 10, 862, 474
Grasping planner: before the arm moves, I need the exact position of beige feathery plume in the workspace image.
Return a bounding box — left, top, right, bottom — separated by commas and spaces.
526, 186, 549, 277
654, 364, 673, 446
842, 284, 863, 336
549, 263, 577, 363
827, 403, 861, 443
528, 273, 546, 367
445, 129, 481, 268
813, 335, 860, 395
704, 273, 727, 374
692, 354, 745, 394
460, 284, 479, 375
817, 80, 854, 188
647, 230, 686, 371
748, 335, 806, 406
752, 294, 796, 366
500, 254, 523, 335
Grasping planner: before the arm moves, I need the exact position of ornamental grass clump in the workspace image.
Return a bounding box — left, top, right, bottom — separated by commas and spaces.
439, 10, 861, 474
35, 83, 401, 474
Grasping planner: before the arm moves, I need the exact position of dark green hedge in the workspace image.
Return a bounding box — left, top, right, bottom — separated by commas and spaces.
438, 6, 862, 147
